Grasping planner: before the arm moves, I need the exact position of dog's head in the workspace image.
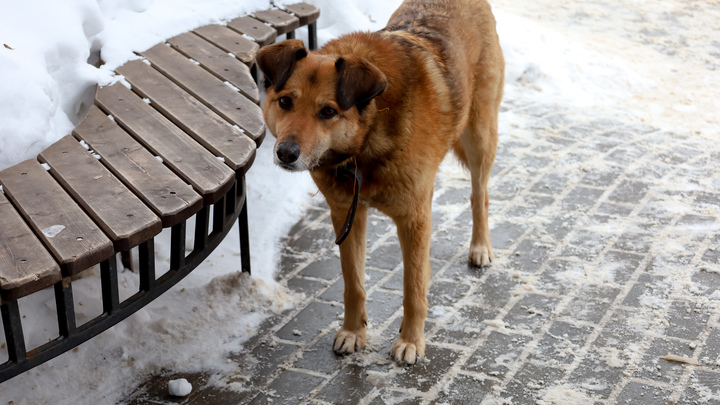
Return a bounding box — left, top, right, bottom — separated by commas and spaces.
256, 40, 387, 171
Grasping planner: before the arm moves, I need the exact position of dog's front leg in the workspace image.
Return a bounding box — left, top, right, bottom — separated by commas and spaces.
391, 205, 432, 365
329, 201, 368, 355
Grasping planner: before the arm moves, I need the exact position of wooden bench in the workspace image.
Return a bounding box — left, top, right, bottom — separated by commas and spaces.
0, 2, 319, 383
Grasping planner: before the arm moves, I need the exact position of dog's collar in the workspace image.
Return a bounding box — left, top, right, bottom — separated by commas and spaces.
334, 161, 363, 245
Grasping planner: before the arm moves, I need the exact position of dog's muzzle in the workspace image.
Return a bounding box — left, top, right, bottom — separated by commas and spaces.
276, 141, 300, 164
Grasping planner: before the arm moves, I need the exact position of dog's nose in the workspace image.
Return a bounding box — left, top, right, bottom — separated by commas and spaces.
276, 141, 301, 164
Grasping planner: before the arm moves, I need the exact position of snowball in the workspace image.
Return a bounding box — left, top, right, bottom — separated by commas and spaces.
168, 378, 192, 397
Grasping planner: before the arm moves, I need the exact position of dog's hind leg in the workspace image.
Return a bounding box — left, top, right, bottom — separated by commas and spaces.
454, 85, 501, 267
329, 202, 369, 354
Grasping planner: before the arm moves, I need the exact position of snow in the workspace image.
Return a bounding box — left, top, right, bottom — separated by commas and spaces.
0, 0, 719, 403
168, 378, 192, 397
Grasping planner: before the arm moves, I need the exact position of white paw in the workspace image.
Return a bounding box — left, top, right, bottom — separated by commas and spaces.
469, 243, 494, 267
390, 337, 425, 365
333, 328, 366, 355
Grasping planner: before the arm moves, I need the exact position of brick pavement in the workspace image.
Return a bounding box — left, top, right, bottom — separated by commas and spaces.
125, 92, 720, 404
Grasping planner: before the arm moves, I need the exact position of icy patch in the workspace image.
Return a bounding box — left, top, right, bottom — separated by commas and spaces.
42, 225, 65, 238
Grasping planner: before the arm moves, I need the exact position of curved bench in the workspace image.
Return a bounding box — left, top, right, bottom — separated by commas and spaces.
0, 2, 319, 383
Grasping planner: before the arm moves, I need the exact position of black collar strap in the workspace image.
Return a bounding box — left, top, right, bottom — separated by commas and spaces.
335, 164, 363, 245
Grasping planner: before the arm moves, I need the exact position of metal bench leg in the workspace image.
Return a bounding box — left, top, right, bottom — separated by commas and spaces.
170, 222, 187, 271
54, 279, 77, 337
213, 194, 227, 234
139, 239, 156, 291
1, 301, 26, 363
194, 206, 210, 251
238, 177, 251, 274
101, 256, 120, 314
286, 30, 296, 40
308, 22, 318, 50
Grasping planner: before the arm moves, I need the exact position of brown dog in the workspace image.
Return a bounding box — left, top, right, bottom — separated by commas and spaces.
256, 0, 504, 364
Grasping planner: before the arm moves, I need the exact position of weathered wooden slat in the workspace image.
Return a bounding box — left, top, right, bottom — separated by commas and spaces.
193, 24, 259, 65
140, 44, 265, 143
116, 60, 257, 175
284, 2, 321, 26
167, 32, 259, 103
226, 16, 277, 47
95, 83, 235, 204
0, 192, 61, 301
73, 106, 204, 227
0, 160, 114, 276
38, 136, 162, 252
254, 9, 300, 36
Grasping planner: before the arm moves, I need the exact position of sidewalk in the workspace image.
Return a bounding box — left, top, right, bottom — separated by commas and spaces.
125, 92, 720, 403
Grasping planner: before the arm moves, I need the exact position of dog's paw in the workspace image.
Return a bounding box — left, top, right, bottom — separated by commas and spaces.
468, 243, 494, 267
333, 328, 366, 355
390, 336, 425, 365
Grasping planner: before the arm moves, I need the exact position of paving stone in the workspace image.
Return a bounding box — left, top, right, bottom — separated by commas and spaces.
608, 180, 651, 204
367, 212, 395, 239
431, 374, 495, 404
562, 186, 605, 212
368, 240, 403, 270
510, 238, 550, 274
663, 299, 711, 341
530, 213, 577, 241
616, 382, 672, 405
434, 186, 471, 206
319, 277, 345, 302
595, 308, 647, 349
566, 347, 627, 398
471, 270, 522, 308
275, 301, 341, 343
561, 229, 611, 260
289, 226, 333, 253
428, 280, 470, 308
463, 331, 532, 378
581, 166, 624, 187
238, 341, 299, 386
678, 370, 720, 404
622, 273, 670, 308
431, 227, 466, 261
599, 250, 644, 284
530, 171, 571, 195
504, 294, 561, 333
536, 259, 582, 295
299, 255, 341, 279
278, 249, 304, 276
287, 276, 328, 295
367, 290, 403, 325
392, 345, 461, 392
490, 220, 529, 250
503, 362, 567, 404
529, 321, 594, 365
561, 285, 621, 324
636, 337, 695, 384
505, 194, 555, 218
369, 390, 423, 405
613, 230, 653, 253
293, 332, 341, 375
595, 202, 634, 217
248, 370, 325, 405
316, 364, 377, 404
432, 306, 497, 346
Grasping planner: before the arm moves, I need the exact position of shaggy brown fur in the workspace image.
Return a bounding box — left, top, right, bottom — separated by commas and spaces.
256, 0, 504, 364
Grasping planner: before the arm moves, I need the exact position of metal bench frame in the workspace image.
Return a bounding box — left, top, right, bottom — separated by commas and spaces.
0, 5, 319, 383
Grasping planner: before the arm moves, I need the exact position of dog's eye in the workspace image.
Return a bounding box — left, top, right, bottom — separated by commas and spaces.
319, 106, 337, 119
278, 96, 293, 110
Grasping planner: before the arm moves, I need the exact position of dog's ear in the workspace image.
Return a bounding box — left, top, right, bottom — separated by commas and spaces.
335, 55, 388, 113
255, 39, 307, 91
